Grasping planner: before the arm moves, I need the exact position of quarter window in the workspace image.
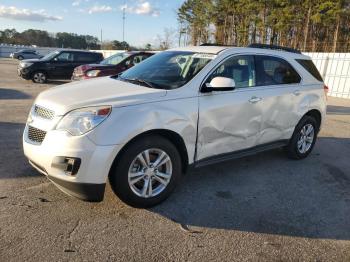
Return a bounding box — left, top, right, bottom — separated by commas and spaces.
74, 53, 98, 62
207, 55, 256, 88
296, 59, 323, 82
255, 55, 301, 85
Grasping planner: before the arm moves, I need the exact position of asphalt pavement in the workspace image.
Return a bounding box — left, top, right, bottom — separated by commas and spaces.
1, 58, 350, 261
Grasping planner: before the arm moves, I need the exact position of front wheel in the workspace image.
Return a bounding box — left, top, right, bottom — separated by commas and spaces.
32, 71, 47, 84
285, 116, 318, 159
109, 135, 182, 208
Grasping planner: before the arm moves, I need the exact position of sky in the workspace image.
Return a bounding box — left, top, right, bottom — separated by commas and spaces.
0, 0, 185, 47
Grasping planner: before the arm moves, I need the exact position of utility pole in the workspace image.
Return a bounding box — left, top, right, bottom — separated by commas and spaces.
122, 1, 126, 44
100, 29, 103, 50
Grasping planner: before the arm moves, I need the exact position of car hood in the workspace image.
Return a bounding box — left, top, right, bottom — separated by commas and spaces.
35, 77, 167, 116
22, 58, 41, 62
77, 63, 115, 71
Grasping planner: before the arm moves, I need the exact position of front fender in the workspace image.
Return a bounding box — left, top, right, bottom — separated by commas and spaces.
87, 97, 199, 164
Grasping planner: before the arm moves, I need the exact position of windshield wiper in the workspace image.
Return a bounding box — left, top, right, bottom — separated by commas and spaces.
119, 76, 161, 89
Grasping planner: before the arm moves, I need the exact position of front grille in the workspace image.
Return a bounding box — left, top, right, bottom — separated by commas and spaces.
34, 105, 54, 120
28, 126, 46, 143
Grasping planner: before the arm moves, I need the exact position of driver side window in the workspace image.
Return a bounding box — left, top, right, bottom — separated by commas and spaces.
208, 55, 256, 88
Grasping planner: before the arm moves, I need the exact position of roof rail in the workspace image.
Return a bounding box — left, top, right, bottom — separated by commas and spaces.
200, 43, 235, 47
247, 43, 301, 54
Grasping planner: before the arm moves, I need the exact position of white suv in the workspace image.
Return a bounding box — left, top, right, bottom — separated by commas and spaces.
23, 44, 327, 207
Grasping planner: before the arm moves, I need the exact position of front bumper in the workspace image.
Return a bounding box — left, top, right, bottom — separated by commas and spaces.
71, 73, 90, 81
17, 67, 32, 80
29, 160, 105, 201
23, 125, 123, 202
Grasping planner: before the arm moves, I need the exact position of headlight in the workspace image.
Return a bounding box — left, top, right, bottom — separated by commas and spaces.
56, 106, 111, 136
20, 62, 33, 68
86, 70, 101, 77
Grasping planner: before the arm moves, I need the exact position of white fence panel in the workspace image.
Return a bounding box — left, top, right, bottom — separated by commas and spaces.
1, 44, 349, 98
89, 50, 124, 58
304, 52, 350, 99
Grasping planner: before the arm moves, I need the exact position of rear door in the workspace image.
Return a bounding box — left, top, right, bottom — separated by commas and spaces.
253, 55, 303, 145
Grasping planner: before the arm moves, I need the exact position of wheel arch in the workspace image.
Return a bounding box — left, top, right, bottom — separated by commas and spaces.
109, 129, 190, 178
31, 69, 49, 79
304, 109, 322, 130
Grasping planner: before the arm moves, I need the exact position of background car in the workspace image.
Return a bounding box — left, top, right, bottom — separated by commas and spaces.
17, 50, 104, 83
71, 51, 154, 81
10, 49, 43, 60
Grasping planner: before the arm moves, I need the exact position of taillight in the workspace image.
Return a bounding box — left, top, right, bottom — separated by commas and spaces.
324, 85, 329, 98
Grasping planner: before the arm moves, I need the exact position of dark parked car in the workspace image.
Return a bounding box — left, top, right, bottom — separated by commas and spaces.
71, 51, 154, 81
10, 49, 43, 60
17, 50, 104, 83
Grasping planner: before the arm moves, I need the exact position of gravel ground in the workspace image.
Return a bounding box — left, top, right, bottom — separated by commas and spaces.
0, 58, 350, 261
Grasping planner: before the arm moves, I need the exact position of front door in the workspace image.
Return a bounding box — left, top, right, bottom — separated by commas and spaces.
197, 55, 262, 160
49, 52, 74, 79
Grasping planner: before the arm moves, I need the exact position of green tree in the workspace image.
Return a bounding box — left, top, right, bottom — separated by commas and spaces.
177, 0, 350, 52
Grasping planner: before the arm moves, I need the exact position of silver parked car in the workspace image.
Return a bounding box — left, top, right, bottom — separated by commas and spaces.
10, 49, 43, 60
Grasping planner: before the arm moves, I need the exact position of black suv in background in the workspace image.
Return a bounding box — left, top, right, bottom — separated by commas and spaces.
17, 50, 103, 83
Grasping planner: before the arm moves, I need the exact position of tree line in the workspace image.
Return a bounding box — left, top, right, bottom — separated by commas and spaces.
0, 28, 102, 49
178, 0, 350, 52
0, 28, 159, 51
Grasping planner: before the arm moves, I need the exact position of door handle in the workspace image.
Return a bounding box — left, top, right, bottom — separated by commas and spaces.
293, 90, 301, 96
249, 96, 262, 103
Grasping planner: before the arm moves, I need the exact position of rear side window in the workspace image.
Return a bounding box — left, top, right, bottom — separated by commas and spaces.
74, 53, 100, 62
296, 59, 323, 82
255, 55, 301, 86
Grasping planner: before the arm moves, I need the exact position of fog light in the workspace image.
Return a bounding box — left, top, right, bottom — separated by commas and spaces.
52, 157, 81, 176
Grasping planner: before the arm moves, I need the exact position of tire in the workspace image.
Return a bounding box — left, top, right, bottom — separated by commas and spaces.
18, 55, 24, 60
109, 135, 182, 208
285, 115, 318, 159
32, 71, 47, 84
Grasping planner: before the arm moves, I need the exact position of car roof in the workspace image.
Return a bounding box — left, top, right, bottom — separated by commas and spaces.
168, 45, 310, 59
55, 49, 102, 54
169, 45, 229, 54
18, 49, 34, 52
126, 51, 156, 54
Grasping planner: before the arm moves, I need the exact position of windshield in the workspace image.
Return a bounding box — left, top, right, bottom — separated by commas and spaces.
101, 52, 130, 65
41, 51, 59, 61
119, 51, 215, 89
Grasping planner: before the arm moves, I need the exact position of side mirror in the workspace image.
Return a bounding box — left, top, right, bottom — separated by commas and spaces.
202, 77, 235, 92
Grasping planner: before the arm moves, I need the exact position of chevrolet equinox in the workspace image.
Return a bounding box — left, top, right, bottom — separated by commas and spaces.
23, 44, 327, 207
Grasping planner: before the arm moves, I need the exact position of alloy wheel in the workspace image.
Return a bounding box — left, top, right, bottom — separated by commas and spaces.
297, 123, 315, 154
33, 72, 46, 83
128, 148, 172, 198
